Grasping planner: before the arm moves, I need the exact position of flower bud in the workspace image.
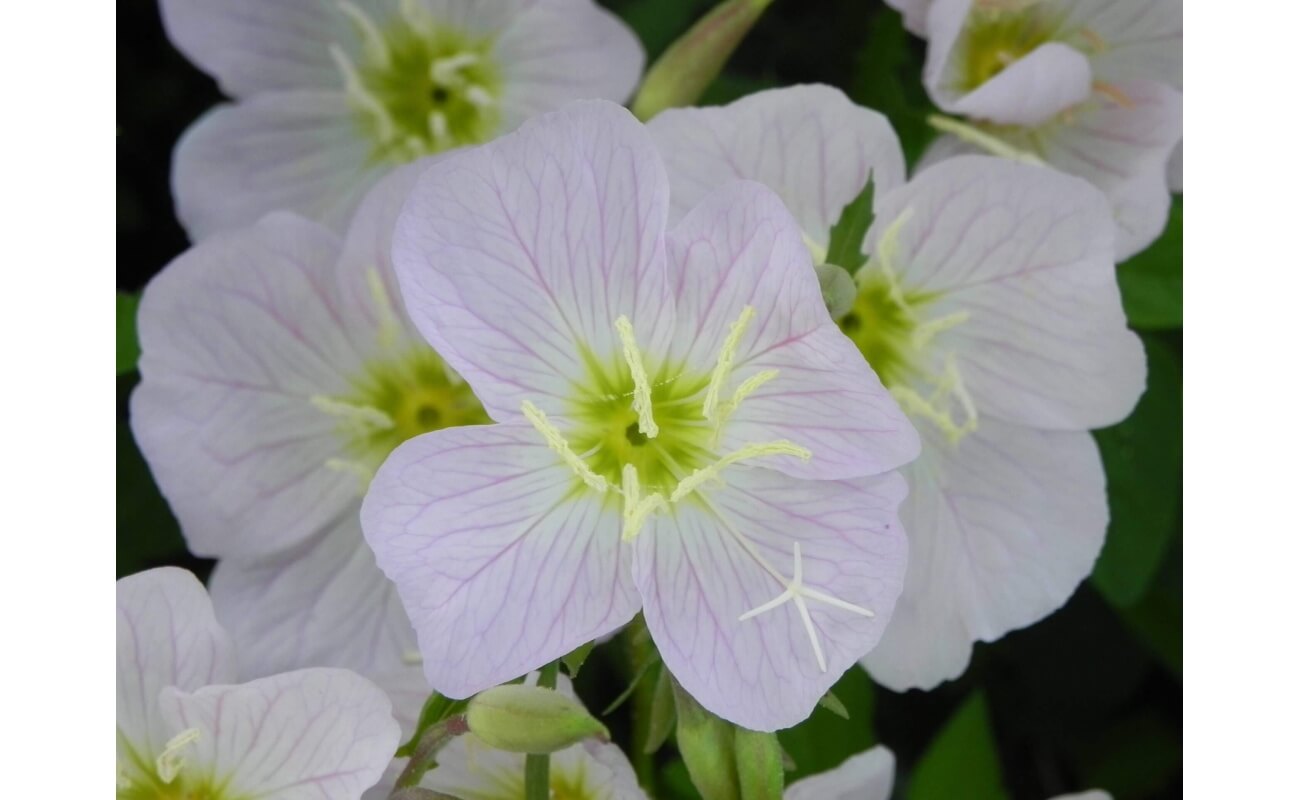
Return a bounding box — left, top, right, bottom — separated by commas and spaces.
815, 263, 857, 320
631, 0, 775, 121
466, 684, 609, 754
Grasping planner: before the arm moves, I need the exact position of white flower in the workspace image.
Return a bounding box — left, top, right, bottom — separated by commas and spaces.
117, 567, 400, 799
649, 86, 1145, 690
160, 0, 644, 238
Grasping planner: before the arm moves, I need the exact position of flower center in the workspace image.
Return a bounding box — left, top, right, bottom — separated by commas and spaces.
330, 0, 502, 163
116, 729, 226, 800
311, 270, 488, 486
959, 1, 1055, 90
519, 307, 811, 542
835, 211, 979, 444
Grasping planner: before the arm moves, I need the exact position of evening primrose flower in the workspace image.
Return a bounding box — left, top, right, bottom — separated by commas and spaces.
117, 567, 399, 799
921, 0, 1181, 126
131, 164, 484, 714
363, 100, 919, 731
422, 675, 646, 799
649, 87, 1145, 691
160, 0, 643, 239
920, 78, 1182, 259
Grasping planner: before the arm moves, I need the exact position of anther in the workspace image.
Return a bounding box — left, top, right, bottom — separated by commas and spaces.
614, 316, 659, 438
155, 728, 200, 784
703, 306, 756, 420
521, 400, 608, 493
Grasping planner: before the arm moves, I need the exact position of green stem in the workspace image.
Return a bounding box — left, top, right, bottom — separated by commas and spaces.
523, 662, 561, 800
392, 714, 468, 792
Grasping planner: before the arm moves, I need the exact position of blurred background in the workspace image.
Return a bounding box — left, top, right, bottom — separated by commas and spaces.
117, 1, 1183, 797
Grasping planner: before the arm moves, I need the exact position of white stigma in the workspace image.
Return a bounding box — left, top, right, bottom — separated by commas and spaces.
739, 543, 876, 673
155, 727, 201, 784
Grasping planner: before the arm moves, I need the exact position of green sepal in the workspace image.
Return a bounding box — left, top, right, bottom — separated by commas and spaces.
397, 692, 468, 758
672, 678, 741, 800
816, 690, 850, 720
561, 640, 595, 678
644, 662, 677, 755
824, 173, 876, 274
734, 728, 783, 800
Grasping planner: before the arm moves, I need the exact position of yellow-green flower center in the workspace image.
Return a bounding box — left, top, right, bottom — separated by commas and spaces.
331, 1, 502, 163
959, 3, 1055, 90
117, 732, 235, 800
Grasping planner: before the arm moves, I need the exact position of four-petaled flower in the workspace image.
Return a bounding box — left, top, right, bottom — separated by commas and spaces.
649, 86, 1145, 691
362, 100, 920, 730
160, 0, 644, 238
117, 567, 399, 799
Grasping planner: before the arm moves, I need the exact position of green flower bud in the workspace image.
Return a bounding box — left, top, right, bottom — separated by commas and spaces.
815, 263, 857, 320
466, 685, 609, 754
631, 0, 776, 121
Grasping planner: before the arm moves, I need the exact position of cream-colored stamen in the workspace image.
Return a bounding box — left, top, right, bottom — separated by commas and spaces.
621, 464, 666, 542
312, 395, 395, 432
155, 728, 200, 784
703, 306, 756, 420
669, 440, 810, 503
430, 52, 479, 86
710, 368, 779, 445
927, 114, 1045, 166
521, 400, 608, 492
614, 315, 659, 438
337, 1, 390, 67
330, 44, 397, 143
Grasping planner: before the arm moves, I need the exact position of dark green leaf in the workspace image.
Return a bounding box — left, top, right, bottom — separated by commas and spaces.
117, 291, 141, 374
1091, 334, 1182, 607
602, 651, 661, 716
779, 667, 874, 782
850, 8, 938, 167
824, 174, 875, 273
1118, 197, 1182, 329
908, 692, 1007, 800
1117, 540, 1182, 678
561, 640, 595, 679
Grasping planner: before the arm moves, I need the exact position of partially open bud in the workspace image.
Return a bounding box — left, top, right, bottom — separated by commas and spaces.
631, 0, 775, 120
815, 263, 857, 320
465, 684, 609, 754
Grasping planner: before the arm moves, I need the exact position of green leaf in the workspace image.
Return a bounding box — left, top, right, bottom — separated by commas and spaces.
1117, 540, 1182, 679
397, 692, 468, 757
117, 291, 141, 374
908, 692, 1007, 800
850, 8, 938, 167
733, 728, 783, 800
672, 678, 740, 800
116, 420, 185, 578
561, 640, 595, 678
824, 174, 875, 273
1118, 197, 1182, 329
645, 663, 677, 755
1091, 334, 1182, 608
779, 667, 874, 782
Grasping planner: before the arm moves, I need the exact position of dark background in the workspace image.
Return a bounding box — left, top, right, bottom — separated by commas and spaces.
117, 1, 1183, 797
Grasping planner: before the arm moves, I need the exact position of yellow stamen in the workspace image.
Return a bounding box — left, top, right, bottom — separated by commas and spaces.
521, 401, 608, 493
311, 395, 395, 432
890, 356, 979, 444
927, 114, 1046, 166
614, 315, 659, 438
155, 728, 200, 784
711, 368, 779, 445
669, 440, 811, 503
703, 306, 756, 420
329, 44, 397, 144
621, 465, 666, 541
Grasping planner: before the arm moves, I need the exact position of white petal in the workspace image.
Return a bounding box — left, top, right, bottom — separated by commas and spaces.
863, 419, 1107, 690
635, 469, 908, 731
392, 100, 671, 422
786, 746, 896, 800
647, 84, 906, 243
159, 668, 400, 799
1049, 0, 1182, 88
131, 212, 368, 559
495, 0, 645, 129
117, 568, 236, 767
664, 180, 919, 480
158, 0, 355, 95
208, 509, 419, 687
869, 155, 1146, 429
361, 424, 641, 698
173, 92, 386, 238
424, 734, 646, 800
885, 0, 933, 35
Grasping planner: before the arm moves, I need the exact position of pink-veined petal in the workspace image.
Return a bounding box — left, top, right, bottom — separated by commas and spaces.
647, 85, 906, 242
863, 419, 1107, 690
158, 668, 400, 799
392, 100, 671, 422
131, 213, 369, 559
117, 568, 237, 768
634, 469, 908, 731
664, 180, 919, 479
1050, 0, 1182, 89
173, 92, 386, 239
786, 746, 896, 800
495, 0, 645, 130
361, 424, 640, 697
868, 155, 1145, 429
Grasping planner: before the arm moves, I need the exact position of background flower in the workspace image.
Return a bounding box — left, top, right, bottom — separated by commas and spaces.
160, 0, 644, 238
